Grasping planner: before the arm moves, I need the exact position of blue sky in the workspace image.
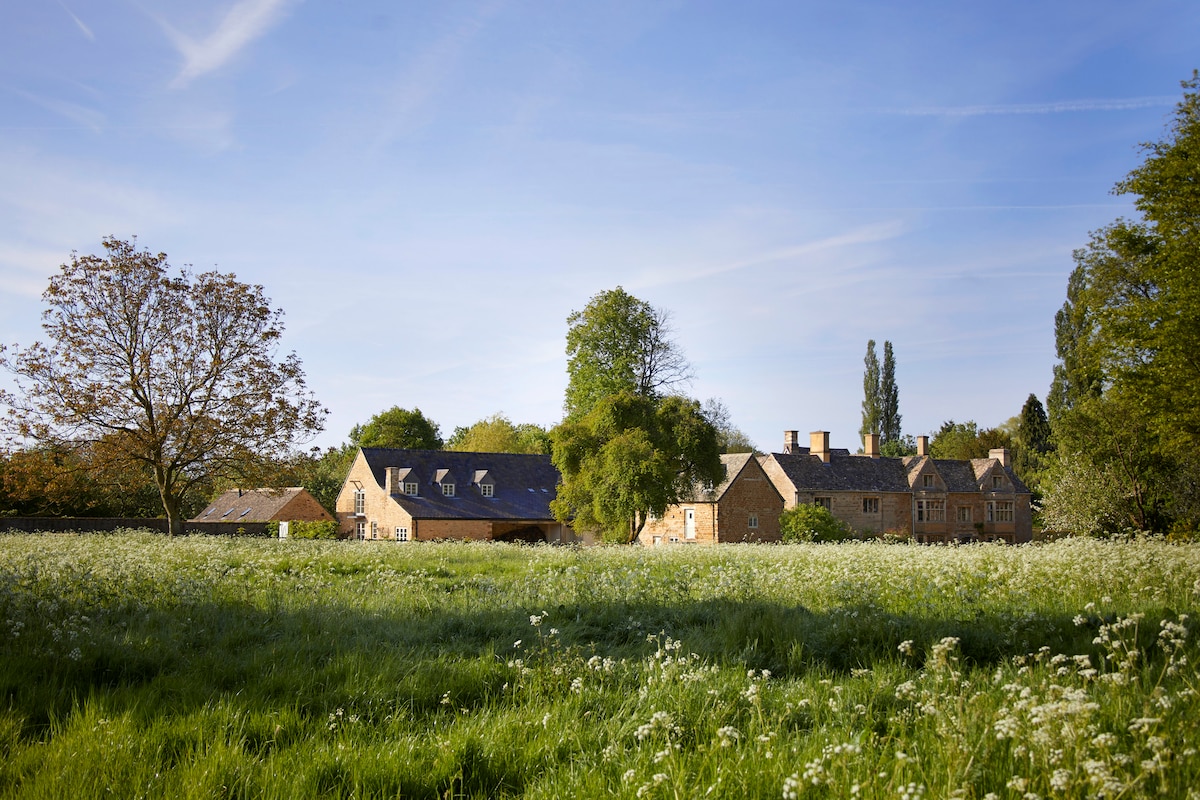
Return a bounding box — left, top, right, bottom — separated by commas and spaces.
2, 1, 1198, 453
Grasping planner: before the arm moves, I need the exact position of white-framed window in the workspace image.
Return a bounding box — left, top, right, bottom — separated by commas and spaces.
922, 475, 934, 488
862, 497, 879, 514
957, 506, 972, 523
370, 521, 378, 539
988, 501, 1014, 522
404, 482, 418, 496
355, 521, 366, 540
748, 513, 759, 529
442, 483, 455, 497
354, 489, 365, 515
480, 483, 494, 498
395, 527, 409, 542
916, 499, 945, 522
814, 496, 832, 511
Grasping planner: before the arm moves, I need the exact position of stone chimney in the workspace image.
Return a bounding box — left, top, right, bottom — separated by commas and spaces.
864, 433, 880, 458
784, 430, 800, 454
810, 431, 831, 464
989, 448, 1011, 469
385, 467, 399, 495
917, 436, 929, 457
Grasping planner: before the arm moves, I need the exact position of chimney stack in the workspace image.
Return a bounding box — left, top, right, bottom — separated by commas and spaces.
784, 430, 800, 454
864, 433, 880, 458
810, 431, 831, 464
917, 436, 929, 457
385, 466, 399, 495
989, 448, 1011, 469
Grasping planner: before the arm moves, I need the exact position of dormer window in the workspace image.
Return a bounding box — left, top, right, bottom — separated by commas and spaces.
480, 483, 494, 498
442, 483, 455, 497
404, 482, 419, 496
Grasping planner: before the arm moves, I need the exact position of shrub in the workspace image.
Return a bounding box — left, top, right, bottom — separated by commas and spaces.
278, 520, 339, 539
779, 503, 853, 543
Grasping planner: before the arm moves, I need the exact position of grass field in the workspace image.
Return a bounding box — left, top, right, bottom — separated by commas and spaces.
1, 533, 1198, 799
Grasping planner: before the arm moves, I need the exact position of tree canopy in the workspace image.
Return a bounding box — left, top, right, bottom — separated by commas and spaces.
0, 237, 325, 534
1042, 72, 1200, 535
928, 420, 1012, 461
446, 414, 550, 454
564, 287, 692, 419
550, 392, 723, 544
860, 339, 901, 448
349, 406, 443, 450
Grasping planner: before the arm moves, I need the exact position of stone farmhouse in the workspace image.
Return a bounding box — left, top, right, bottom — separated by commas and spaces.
192, 487, 333, 530
335, 448, 584, 544
758, 431, 1033, 543
636, 453, 785, 546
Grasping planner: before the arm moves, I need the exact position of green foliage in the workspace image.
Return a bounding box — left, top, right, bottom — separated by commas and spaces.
349, 406, 443, 450
1045, 73, 1200, 533
550, 392, 723, 543
564, 287, 692, 419
929, 420, 1011, 461
860, 340, 881, 441
447, 414, 550, 454
0, 237, 326, 535
779, 503, 854, 542
880, 341, 902, 446
879, 434, 917, 458
283, 519, 339, 539
1012, 394, 1052, 492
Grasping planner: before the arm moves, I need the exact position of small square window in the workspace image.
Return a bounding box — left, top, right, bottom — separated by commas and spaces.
395, 527, 409, 542
404, 482, 418, 496
814, 496, 832, 511
957, 506, 972, 523
480, 483, 494, 498
922, 475, 934, 488
992, 475, 1003, 489
442, 483, 455, 497
748, 513, 759, 529
862, 497, 879, 514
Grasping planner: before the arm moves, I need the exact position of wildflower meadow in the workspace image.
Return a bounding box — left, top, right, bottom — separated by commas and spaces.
1, 532, 1197, 799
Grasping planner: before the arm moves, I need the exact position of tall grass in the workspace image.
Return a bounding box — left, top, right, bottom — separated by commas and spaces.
1, 533, 1197, 798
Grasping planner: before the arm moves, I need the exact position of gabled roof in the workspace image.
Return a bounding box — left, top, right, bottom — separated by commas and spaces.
970, 458, 1030, 493
358, 448, 560, 521
192, 487, 329, 522
766, 451, 913, 493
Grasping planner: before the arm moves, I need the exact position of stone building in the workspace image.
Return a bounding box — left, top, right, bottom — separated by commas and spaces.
637, 452, 786, 546
335, 448, 583, 543
192, 487, 333, 527
759, 430, 1033, 543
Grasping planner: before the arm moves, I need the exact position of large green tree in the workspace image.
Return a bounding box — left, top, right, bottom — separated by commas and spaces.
564, 287, 692, 419
349, 406, 443, 450
0, 237, 325, 535
1044, 72, 1200, 534
446, 414, 550, 454
550, 392, 723, 543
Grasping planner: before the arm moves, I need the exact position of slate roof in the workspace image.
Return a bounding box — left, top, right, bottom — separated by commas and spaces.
765, 452, 913, 493
681, 452, 754, 502
193, 487, 328, 522
768, 451, 1031, 495
358, 448, 561, 521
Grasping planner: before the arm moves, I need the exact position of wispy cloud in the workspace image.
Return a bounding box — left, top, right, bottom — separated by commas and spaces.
13, 90, 104, 133
373, 0, 507, 146
57, 0, 94, 40
157, 0, 293, 88
639, 221, 906, 289
895, 96, 1177, 117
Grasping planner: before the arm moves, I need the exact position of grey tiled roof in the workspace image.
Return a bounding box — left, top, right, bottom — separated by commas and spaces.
193, 487, 323, 522
767, 452, 913, 492
359, 448, 561, 521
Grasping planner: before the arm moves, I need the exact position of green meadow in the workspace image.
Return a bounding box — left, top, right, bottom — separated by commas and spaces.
1, 533, 1197, 799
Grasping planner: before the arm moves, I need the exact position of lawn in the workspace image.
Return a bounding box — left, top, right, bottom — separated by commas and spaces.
1, 533, 1197, 798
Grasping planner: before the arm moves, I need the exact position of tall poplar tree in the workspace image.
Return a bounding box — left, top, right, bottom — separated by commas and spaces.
880, 341, 902, 446
860, 340, 881, 441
